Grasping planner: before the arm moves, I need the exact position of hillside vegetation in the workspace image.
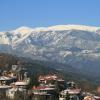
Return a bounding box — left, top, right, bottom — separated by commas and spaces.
0, 53, 99, 93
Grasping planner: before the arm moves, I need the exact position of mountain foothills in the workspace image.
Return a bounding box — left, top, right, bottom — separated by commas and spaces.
0, 25, 100, 76
0, 53, 99, 92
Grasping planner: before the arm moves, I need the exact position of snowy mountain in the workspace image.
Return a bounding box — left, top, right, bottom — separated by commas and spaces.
0, 25, 100, 75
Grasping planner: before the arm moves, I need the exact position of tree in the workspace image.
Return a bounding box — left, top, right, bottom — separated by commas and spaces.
28, 74, 39, 89
66, 92, 70, 100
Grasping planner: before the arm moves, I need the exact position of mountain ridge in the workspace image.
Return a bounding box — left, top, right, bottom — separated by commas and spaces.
1, 24, 100, 33
0, 24, 100, 76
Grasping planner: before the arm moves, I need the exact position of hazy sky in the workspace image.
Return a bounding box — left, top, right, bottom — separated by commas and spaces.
0, 0, 100, 31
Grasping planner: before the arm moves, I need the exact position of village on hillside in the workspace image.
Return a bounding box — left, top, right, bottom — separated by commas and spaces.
0, 64, 100, 100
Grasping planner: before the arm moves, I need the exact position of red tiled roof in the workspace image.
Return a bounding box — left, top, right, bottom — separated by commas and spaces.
33, 86, 48, 90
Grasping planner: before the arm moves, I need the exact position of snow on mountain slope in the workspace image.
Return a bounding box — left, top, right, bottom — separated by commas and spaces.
0, 25, 100, 75
48, 25, 99, 32
0, 24, 99, 44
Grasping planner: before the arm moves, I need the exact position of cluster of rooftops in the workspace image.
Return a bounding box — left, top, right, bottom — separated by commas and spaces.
0, 65, 100, 100
32, 74, 100, 100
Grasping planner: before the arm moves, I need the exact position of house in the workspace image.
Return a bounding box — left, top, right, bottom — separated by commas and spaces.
13, 78, 30, 88
0, 70, 17, 86
59, 88, 81, 100
6, 87, 26, 99
32, 86, 56, 100
38, 74, 58, 85
0, 76, 11, 85
0, 85, 11, 93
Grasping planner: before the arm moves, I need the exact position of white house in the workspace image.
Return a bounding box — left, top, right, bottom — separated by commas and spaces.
59, 88, 81, 100
6, 87, 26, 99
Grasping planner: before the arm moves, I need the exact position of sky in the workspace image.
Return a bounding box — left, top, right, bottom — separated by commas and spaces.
0, 0, 100, 31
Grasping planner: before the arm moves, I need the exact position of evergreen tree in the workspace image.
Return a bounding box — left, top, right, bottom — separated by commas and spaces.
66, 92, 70, 100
